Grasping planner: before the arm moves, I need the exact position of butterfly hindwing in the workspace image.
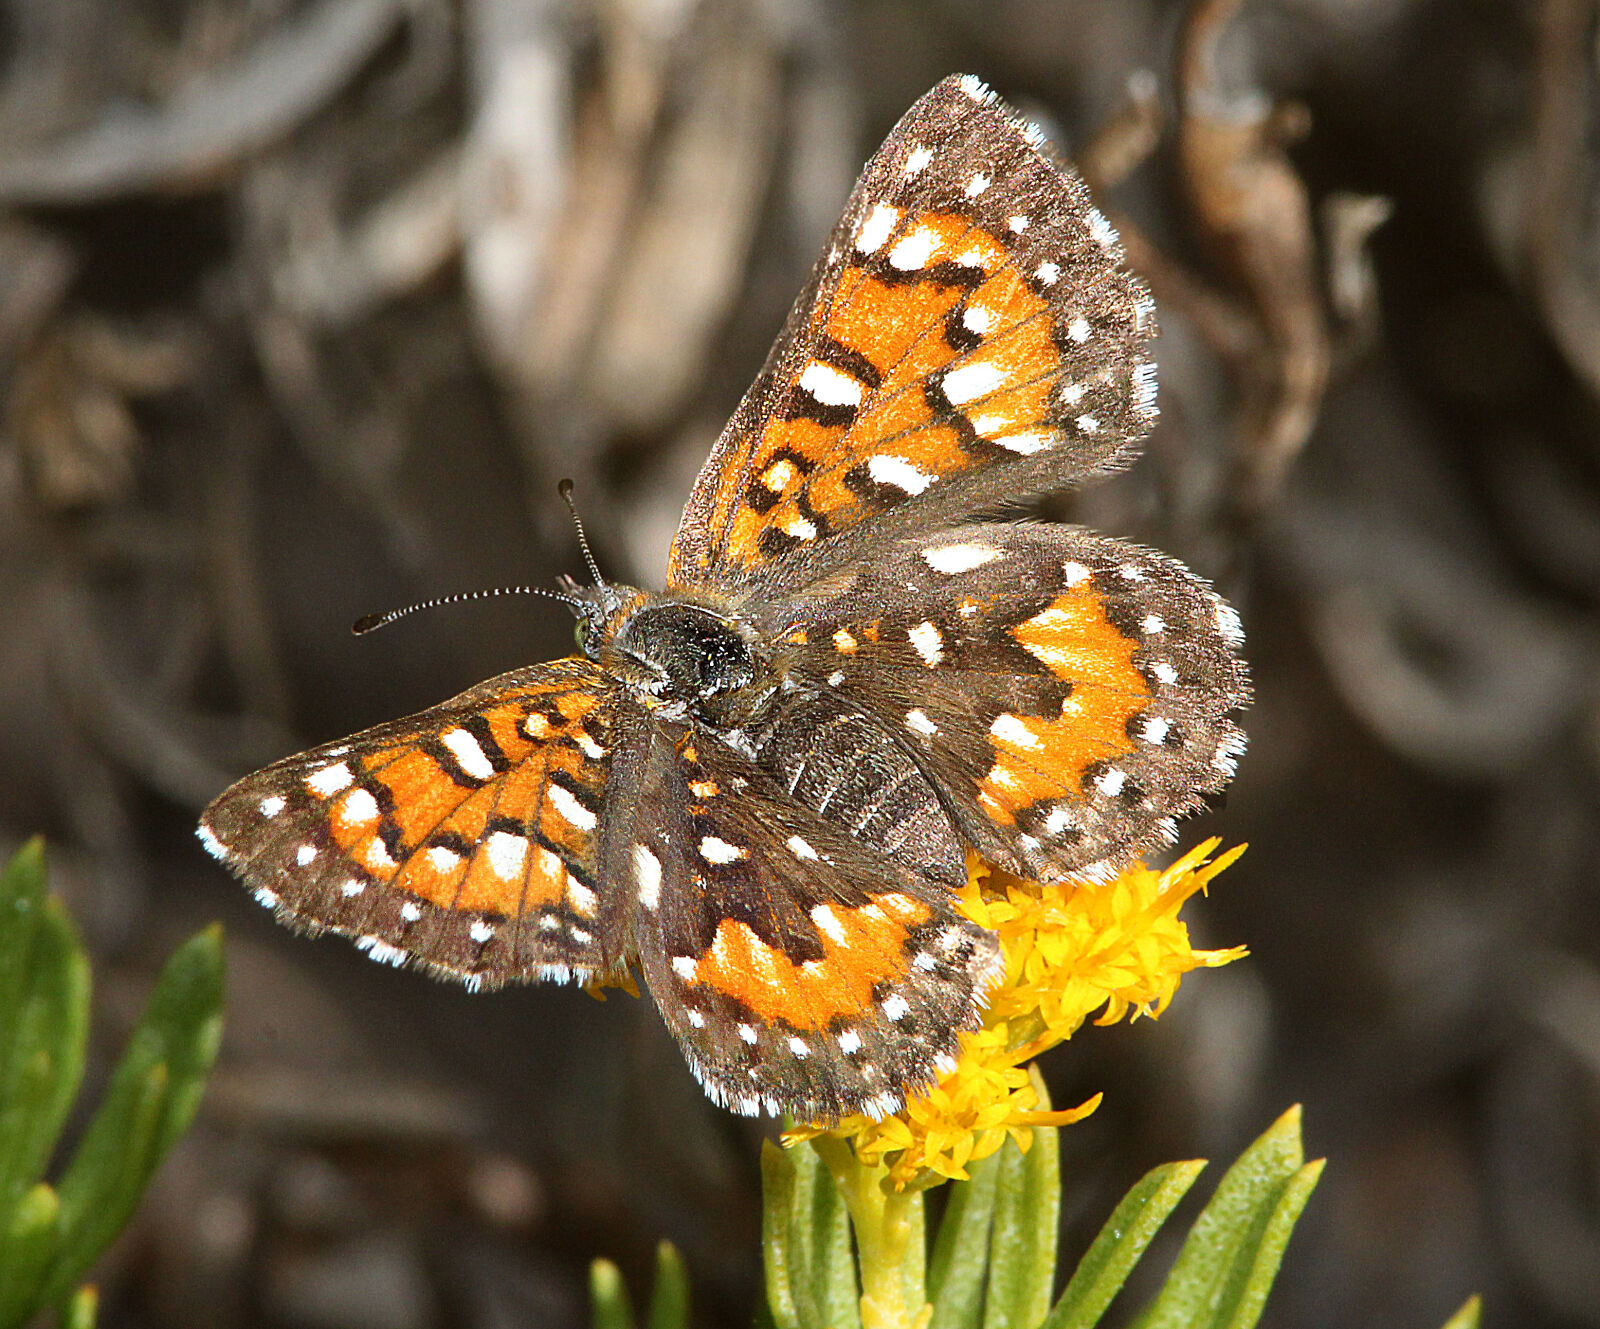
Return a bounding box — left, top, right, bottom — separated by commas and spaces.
613, 727, 1002, 1122
753, 525, 1249, 882
199, 659, 624, 987
668, 74, 1157, 592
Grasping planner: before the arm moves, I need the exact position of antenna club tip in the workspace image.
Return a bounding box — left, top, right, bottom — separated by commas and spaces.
352, 613, 383, 635
558, 477, 575, 498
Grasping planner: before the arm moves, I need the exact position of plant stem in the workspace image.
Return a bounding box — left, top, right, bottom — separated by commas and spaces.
812, 1138, 930, 1329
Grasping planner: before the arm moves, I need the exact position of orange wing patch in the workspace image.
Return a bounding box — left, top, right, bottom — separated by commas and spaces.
686, 892, 931, 1031
977, 585, 1148, 826
711, 210, 1069, 574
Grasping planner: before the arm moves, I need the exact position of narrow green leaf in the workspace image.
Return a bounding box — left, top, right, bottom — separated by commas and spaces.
0, 839, 49, 1028
0, 903, 90, 1213
1044, 1161, 1206, 1329
646, 1241, 689, 1329
761, 1140, 804, 1329
0, 1183, 61, 1329
1133, 1107, 1307, 1329
1440, 1295, 1482, 1329
983, 1071, 1061, 1329
591, 1258, 637, 1329
786, 1141, 828, 1329
1212, 1159, 1323, 1329
928, 1148, 1003, 1329
60, 1283, 97, 1329
900, 1187, 927, 1320
805, 1149, 859, 1329
39, 926, 225, 1307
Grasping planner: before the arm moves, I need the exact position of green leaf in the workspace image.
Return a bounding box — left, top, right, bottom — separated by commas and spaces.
60, 1283, 98, 1329
0, 1183, 61, 1329
0, 844, 90, 1214
982, 1070, 1060, 1329
927, 1148, 1002, 1329
38, 926, 225, 1307
591, 1258, 637, 1329
646, 1241, 689, 1329
761, 1141, 805, 1329
1043, 1160, 1206, 1329
1133, 1106, 1318, 1329
804, 1150, 859, 1329
1440, 1295, 1482, 1329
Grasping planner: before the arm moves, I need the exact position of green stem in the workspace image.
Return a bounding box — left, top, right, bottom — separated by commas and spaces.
812, 1138, 928, 1329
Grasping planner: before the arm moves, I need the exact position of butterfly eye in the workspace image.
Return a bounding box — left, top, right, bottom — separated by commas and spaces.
574, 621, 589, 650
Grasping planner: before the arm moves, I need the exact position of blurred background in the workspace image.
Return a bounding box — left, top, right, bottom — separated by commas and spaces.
3, 0, 1598, 1324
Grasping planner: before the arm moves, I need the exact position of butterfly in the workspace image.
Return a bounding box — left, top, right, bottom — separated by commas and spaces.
198, 75, 1249, 1123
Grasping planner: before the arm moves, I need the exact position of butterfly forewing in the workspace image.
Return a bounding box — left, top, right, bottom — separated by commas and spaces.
614, 727, 1002, 1122
754, 525, 1249, 882
200, 659, 624, 987
668, 74, 1157, 591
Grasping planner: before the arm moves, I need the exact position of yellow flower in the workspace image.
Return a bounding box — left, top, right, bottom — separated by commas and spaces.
789, 839, 1246, 1188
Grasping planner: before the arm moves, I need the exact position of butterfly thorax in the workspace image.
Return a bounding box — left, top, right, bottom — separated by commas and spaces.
578, 587, 774, 722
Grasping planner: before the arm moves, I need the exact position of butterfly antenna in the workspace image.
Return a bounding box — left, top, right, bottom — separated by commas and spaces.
352, 585, 579, 636
558, 478, 607, 587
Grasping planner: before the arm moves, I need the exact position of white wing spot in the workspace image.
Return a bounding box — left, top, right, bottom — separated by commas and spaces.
633, 844, 662, 909
905, 709, 938, 737
866, 454, 933, 494
889, 223, 940, 272
357, 936, 408, 966
922, 541, 1001, 575
522, 713, 551, 739
1119, 563, 1148, 581
787, 835, 819, 861
838, 1029, 862, 1054
197, 825, 227, 861
995, 431, 1051, 454
686, 1009, 705, 1028
827, 670, 845, 686
957, 74, 988, 100
306, 762, 353, 797
400, 902, 422, 923
574, 731, 607, 759
1142, 613, 1166, 636
1007, 214, 1029, 233
341, 878, 366, 897
1076, 415, 1101, 434
855, 202, 901, 255
941, 362, 1007, 405
1063, 561, 1091, 585
1060, 381, 1085, 406
1216, 602, 1245, 645
470, 919, 495, 944
799, 360, 864, 407
1067, 316, 1092, 343
903, 144, 932, 174
362, 838, 397, 872
1152, 661, 1179, 685
1044, 804, 1077, 835
788, 1036, 811, 1057
909, 620, 944, 666
567, 880, 598, 916
833, 629, 858, 653
881, 993, 911, 1022
426, 844, 462, 873
810, 904, 847, 945
259, 795, 286, 817
965, 170, 990, 195
296, 843, 318, 867
783, 514, 818, 541
739, 1023, 759, 1044
1095, 767, 1128, 797
913, 951, 936, 972
440, 728, 495, 782
1140, 716, 1171, 745
1034, 260, 1060, 285
962, 303, 995, 336
990, 713, 1042, 749
1087, 207, 1117, 249
549, 784, 597, 832
762, 457, 799, 492
486, 831, 527, 880
254, 886, 279, 908
699, 836, 746, 864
